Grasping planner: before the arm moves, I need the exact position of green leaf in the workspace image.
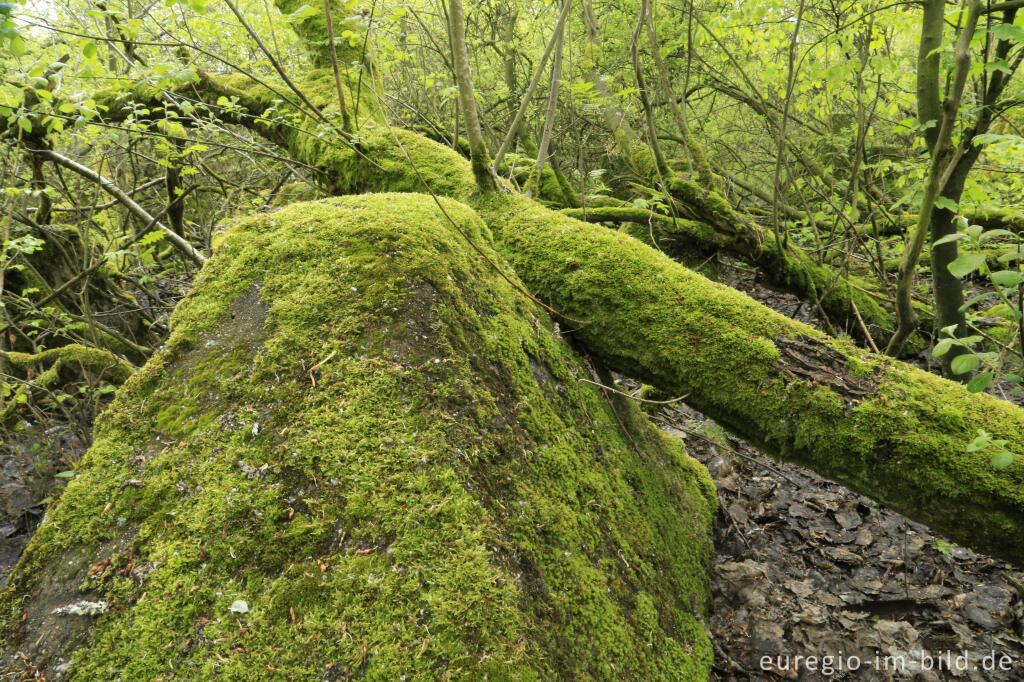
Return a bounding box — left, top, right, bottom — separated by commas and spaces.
933, 196, 958, 212
932, 233, 965, 247
947, 253, 987, 278
968, 431, 991, 452
8, 33, 23, 56
950, 353, 980, 375
82, 40, 97, 60
985, 58, 1012, 74
54, 470, 75, 479
992, 22, 1024, 44
286, 4, 318, 20
932, 337, 955, 357
966, 371, 994, 393
991, 270, 1024, 288
979, 229, 1016, 241
991, 451, 1014, 471
972, 132, 1020, 146
959, 292, 990, 313
16, 116, 31, 133
138, 230, 166, 246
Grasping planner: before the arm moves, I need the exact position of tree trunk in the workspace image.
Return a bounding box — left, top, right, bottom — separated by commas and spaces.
0, 194, 715, 679
8, 6, 1024, 678
574, 9, 901, 348
527, 2, 566, 199
83, 42, 1024, 567
448, 0, 496, 192
477, 190, 1024, 567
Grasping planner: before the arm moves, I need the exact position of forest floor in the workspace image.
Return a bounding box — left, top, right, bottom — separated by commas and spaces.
0, 260, 1022, 680
658, 258, 1024, 681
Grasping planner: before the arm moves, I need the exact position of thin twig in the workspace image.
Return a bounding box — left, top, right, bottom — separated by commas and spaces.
577, 377, 688, 405
852, 300, 881, 353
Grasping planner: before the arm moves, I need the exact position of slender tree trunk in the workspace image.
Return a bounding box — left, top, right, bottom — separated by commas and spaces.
492, 0, 571, 171
887, 0, 982, 357
931, 158, 974, 373
631, 0, 671, 179
917, 0, 945, 153
527, 4, 566, 198
322, 0, 353, 133
448, 0, 495, 192
643, 0, 714, 187
165, 138, 186, 238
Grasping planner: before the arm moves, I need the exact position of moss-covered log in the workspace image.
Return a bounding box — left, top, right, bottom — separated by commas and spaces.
658, 175, 903, 346
0, 194, 715, 679
475, 191, 1024, 566
88, 45, 1024, 566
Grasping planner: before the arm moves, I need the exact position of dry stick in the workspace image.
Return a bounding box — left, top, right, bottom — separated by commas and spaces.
492, 0, 572, 172
322, 0, 353, 132
577, 377, 687, 405
661, 419, 800, 486
852, 301, 881, 353
50, 177, 164, 212
34, 149, 206, 265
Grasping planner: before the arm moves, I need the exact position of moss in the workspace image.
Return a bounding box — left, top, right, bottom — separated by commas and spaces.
475, 191, 1024, 564
0, 345, 136, 424
268, 182, 324, 208
412, 126, 471, 158
2, 194, 714, 680
319, 127, 477, 201
500, 154, 567, 206
190, 85, 1023, 564
273, 0, 367, 70
2, 345, 134, 380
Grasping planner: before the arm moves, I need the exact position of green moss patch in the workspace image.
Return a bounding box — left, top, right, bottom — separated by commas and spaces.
476, 191, 1024, 564
2, 194, 714, 680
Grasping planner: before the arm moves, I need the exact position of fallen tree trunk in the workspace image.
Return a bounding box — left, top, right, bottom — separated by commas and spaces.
476, 190, 1024, 566
560, 201, 902, 345
0, 194, 716, 679
34, 89, 1024, 562
64, 70, 1024, 561
6, 6, 1024, 677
